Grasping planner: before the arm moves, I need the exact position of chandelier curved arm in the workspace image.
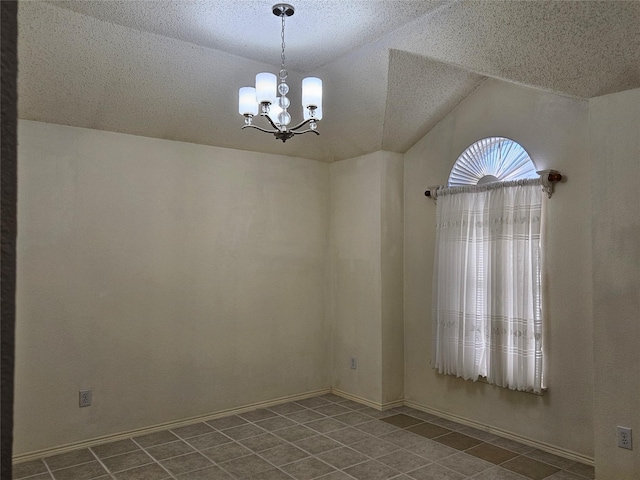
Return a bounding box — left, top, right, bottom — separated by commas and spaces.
290, 128, 320, 136
288, 117, 319, 132
244, 112, 321, 136
241, 124, 279, 134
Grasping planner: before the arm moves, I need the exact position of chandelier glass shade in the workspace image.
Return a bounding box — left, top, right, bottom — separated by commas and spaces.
238, 4, 322, 142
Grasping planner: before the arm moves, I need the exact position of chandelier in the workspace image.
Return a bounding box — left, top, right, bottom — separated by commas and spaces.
238, 3, 322, 143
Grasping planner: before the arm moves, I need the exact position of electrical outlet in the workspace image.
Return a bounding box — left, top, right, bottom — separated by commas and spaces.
350, 356, 357, 370
79, 389, 92, 407
617, 426, 632, 450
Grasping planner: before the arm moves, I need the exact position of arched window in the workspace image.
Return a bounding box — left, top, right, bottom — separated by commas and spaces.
448, 137, 537, 187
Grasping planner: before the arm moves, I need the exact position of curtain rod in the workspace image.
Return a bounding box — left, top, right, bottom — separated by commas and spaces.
425, 170, 563, 199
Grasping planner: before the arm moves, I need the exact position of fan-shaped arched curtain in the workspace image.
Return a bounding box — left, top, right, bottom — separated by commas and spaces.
449, 137, 537, 187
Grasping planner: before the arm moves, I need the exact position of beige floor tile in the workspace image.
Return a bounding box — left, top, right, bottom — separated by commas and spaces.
268, 402, 307, 415
255, 416, 298, 432
185, 431, 233, 450
350, 437, 401, 458
222, 453, 274, 478
344, 459, 399, 480
375, 449, 431, 473
332, 411, 371, 426
466, 442, 520, 464
133, 430, 180, 448
305, 418, 347, 434
160, 452, 214, 476
44, 449, 95, 471
433, 432, 483, 451
206, 415, 249, 430
501, 455, 560, 480
275, 425, 318, 442
295, 397, 332, 409
175, 465, 234, 479
281, 457, 335, 480
50, 461, 107, 480
239, 432, 288, 452
406, 438, 458, 461
91, 439, 140, 459
145, 440, 195, 460
405, 462, 465, 480
259, 443, 310, 466
380, 414, 424, 429
240, 409, 280, 423
524, 450, 576, 469
405, 422, 451, 439
201, 442, 253, 463
113, 463, 171, 479
325, 427, 372, 445
313, 404, 352, 417
437, 451, 494, 476
102, 450, 154, 473
316, 446, 369, 469
565, 462, 594, 479
171, 423, 215, 439
13, 459, 48, 479
293, 435, 343, 454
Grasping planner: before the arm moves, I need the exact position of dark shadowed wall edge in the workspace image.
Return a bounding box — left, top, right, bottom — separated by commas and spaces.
1, 1, 18, 478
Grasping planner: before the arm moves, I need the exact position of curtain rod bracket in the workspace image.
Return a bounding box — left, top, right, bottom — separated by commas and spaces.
537, 170, 562, 198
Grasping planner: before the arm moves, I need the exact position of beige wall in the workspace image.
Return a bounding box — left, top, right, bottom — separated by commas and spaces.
328, 151, 404, 406
403, 79, 594, 457
15, 120, 330, 454
590, 88, 640, 479
380, 156, 404, 405
17, 84, 638, 472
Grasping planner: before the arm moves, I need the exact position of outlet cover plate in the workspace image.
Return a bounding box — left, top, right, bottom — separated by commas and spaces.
79, 389, 92, 407
617, 426, 632, 450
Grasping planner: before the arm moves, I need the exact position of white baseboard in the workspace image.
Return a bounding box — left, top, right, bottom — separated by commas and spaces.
13, 388, 330, 464
14, 389, 594, 469
329, 388, 404, 411
404, 399, 595, 467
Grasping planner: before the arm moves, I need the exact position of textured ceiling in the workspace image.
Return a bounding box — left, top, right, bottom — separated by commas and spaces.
18, 1, 640, 162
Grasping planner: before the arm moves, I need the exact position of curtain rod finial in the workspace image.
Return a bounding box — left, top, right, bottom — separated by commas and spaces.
425, 185, 443, 203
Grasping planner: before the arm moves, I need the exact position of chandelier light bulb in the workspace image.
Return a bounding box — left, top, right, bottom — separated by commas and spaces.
238, 87, 258, 116
302, 77, 322, 108
255, 73, 277, 104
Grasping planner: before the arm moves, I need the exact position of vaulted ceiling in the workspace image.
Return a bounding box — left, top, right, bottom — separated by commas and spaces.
18, 1, 640, 162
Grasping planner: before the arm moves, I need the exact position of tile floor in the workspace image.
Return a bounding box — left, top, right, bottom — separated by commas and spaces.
13, 394, 595, 480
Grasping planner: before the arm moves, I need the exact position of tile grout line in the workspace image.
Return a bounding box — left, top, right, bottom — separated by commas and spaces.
87, 447, 118, 480
130, 437, 180, 480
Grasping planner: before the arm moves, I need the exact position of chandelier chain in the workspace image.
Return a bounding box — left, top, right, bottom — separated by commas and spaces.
280, 12, 287, 80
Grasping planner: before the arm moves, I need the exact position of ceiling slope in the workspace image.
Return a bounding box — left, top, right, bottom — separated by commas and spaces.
18, 1, 640, 162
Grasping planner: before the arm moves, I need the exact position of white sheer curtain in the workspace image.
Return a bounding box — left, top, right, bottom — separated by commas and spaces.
431, 179, 545, 393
